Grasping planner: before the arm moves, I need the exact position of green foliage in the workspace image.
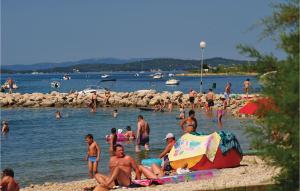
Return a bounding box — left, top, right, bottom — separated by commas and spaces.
238, 0, 299, 190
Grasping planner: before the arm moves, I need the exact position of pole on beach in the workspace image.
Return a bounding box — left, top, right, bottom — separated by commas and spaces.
200, 41, 206, 93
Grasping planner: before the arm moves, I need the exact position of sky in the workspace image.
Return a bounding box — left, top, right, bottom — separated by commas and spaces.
1, 0, 285, 66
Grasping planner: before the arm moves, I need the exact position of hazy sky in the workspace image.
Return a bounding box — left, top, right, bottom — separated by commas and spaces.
2, 0, 284, 65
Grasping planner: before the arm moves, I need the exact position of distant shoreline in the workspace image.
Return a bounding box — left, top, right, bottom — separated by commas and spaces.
176, 72, 258, 76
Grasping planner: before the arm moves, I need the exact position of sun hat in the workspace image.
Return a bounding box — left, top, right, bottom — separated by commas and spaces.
164, 133, 174, 140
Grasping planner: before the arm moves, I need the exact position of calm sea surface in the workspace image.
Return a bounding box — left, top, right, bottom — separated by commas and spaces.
1, 107, 254, 187
0, 72, 260, 94
1, 73, 258, 187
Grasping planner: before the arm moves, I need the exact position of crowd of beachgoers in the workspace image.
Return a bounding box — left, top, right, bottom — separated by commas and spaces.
1, 79, 276, 191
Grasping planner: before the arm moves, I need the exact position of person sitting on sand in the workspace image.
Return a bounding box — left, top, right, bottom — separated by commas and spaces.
2, 121, 9, 135
55, 111, 62, 119
84, 134, 101, 178
112, 109, 118, 118
180, 110, 198, 133
124, 126, 135, 140
0, 168, 20, 191
94, 144, 141, 191
205, 89, 215, 111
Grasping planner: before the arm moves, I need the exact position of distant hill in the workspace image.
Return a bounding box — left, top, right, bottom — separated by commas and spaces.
2, 58, 149, 71
2, 57, 254, 73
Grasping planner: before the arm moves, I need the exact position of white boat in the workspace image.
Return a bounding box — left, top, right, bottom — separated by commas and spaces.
168, 73, 175, 77
165, 79, 180, 85
78, 85, 107, 95
63, 75, 71, 80
153, 72, 163, 79
51, 81, 61, 88
134, 73, 140, 77
101, 74, 110, 78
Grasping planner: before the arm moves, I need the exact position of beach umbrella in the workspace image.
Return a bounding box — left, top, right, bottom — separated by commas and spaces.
168, 132, 221, 169
239, 98, 277, 116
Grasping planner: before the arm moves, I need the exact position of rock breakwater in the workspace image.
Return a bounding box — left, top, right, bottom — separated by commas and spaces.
0, 90, 259, 117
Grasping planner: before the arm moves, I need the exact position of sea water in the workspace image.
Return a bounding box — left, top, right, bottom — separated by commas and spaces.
0, 72, 260, 94
1, 107, 253, 187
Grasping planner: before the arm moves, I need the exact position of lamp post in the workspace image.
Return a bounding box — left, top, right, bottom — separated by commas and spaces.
199, 41, 206, 93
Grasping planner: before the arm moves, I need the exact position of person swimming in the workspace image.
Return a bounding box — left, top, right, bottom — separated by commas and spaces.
112, 109, 118, 118
55, 111, 62, 119
124, 126, 135, 140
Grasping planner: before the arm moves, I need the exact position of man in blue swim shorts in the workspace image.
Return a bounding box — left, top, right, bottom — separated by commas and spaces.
85, 134, 101, 178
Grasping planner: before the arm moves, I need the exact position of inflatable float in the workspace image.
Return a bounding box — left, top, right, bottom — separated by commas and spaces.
105, 133, 128, 142
141, 158, 162, 167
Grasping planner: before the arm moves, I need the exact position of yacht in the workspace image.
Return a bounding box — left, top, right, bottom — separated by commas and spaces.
63, 74, 71, 80
153, 72, 163, 79
101, 74, 110, 79
78, 85, 107, 95
165, 79, 180, 85
168, 73, 175, 77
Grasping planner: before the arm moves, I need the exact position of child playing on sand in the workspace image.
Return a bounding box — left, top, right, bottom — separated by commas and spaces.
84, 134, 101, 178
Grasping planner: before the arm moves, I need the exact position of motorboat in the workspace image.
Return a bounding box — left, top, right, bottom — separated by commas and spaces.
165, 79, 180, 85
78, 85, 107, 95
135, 73, 140, 77
101, 74, 110, 78
153, 72, 163, 79
101, 78, 116, 82
63, 74, 71, 80
51, 81, 61, 88
168, 73, 175, 77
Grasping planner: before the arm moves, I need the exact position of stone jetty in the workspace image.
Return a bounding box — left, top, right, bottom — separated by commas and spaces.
0, 90, 259, 117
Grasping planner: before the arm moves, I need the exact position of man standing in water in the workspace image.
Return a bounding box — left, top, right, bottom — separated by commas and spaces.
94, 144, 141, 190
135, 115, 150, 152
243, 79, 251, 98
85, 134, 101, 178
90, 92, 98, 112
205, 89, 215, 111
188, 89, 197, 110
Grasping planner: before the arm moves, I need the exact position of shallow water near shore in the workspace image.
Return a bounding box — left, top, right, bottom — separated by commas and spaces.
1, 107, 253, 187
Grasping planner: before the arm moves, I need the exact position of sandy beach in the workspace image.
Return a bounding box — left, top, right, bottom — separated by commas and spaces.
20, 155, 279, 191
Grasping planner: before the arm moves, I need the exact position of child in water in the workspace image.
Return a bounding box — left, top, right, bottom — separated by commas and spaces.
216, 104, 225, 128
2, 121, 9, 134
55, 111, 62, 119
124, 126, 135, 140
112, 109, 118, 118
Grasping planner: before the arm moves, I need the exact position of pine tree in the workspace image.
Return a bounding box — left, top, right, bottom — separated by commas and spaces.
237, 0, 299, 190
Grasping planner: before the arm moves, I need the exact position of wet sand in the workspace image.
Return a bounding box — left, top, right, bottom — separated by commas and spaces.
21, 155, 280, 191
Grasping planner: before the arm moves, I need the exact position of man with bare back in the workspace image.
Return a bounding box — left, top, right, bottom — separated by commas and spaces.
94, 144, 141, 190
135, 115, 150, 152
85, 134, 101, 178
